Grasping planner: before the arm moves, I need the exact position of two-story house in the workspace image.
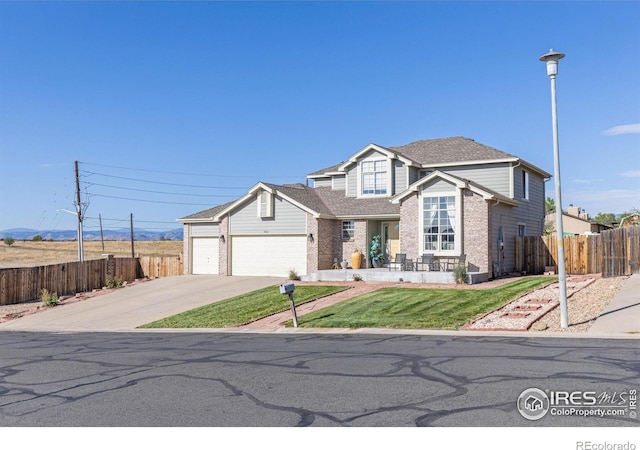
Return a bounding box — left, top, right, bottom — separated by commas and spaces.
179, 136, 550, 279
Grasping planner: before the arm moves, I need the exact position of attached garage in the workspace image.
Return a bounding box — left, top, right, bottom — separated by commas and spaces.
191, 237, 219, 274
231, 236, 307, 277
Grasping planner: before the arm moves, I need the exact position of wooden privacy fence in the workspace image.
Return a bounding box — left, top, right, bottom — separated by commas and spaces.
0, 255, 183, 305
515, 226, 639, 277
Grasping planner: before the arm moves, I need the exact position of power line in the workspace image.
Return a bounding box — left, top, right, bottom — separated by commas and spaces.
80, 170, 249, 189
84, 182, 236, 198
80, 161, 304, 179
89, 193, 223, 206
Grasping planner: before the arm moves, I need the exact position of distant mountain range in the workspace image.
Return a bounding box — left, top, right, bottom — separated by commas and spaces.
0, 228, 183, 241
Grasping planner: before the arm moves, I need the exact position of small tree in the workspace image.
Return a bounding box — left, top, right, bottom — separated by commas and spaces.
545, 197, 555, 214
4, 237, 15, 246
33, 235, 43, 241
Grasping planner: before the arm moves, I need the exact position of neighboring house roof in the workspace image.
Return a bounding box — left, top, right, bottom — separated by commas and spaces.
392, 170, 519, 206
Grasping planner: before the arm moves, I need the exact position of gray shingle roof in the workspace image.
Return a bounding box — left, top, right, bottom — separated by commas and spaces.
179, 201, 235, 221
312, 187, 400, 217
307, 162, 344, 177
389, 136, 517, 165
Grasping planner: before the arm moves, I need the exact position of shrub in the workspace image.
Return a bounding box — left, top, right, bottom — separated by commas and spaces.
352, 274, 363, 281
288, 269, 300, 281
32, 235, 43, 241
106, 277, 124, 289
453, 265, 468, 284
4, 237, 15, 246
40, 289, 60, 307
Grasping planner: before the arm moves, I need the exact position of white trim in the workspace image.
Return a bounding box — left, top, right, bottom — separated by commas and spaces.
392, 170, 519, 206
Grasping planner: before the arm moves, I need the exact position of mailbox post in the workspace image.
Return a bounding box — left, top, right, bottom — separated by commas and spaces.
279, 282, 299, 328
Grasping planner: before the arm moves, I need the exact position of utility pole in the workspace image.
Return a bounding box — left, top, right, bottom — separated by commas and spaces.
130, 213, 135, 258
99, 214, 105, 252
74, 161, 84, 262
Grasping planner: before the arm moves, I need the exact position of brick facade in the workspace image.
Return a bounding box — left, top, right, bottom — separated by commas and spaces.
183, 223, 190, 274
218, 216, 229, 276
462, 189, 490, 273
399, 193, 420, 261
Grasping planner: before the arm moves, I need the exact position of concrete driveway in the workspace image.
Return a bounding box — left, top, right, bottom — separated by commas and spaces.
0, 275, 282, 332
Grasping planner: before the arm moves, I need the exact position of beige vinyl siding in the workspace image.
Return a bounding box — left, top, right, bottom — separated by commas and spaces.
420, 178, 456, 193
393, 161, 406, 195
313, 178, 331, 188
441, 163, 512, 197
346, 165, 357, 197
332, 175, 346, 191
229, 195, 307, 235
190, 223, 219, 237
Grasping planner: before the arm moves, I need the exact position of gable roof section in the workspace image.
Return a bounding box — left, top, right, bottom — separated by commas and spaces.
392, 170, 519, 206
390, 137, 516, 165
178, 201, 236, 223
308, 136, 551, 179
313, 187, 400, 218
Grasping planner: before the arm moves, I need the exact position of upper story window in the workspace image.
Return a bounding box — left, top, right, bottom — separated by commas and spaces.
361, 160, 387, 195
522, 170, 529, 200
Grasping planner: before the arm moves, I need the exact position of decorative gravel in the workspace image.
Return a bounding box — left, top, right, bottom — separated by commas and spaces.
465, 276, 627, 332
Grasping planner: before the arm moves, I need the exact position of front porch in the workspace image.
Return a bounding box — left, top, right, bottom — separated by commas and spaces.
301, 268, 489, 284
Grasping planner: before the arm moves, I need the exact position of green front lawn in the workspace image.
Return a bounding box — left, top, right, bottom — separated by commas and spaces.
295, 277, 556, 330
140, 285, 349, 328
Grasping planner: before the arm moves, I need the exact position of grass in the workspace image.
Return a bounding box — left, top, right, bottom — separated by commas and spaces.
140, 285, 349, 328
294, 277, 557, 330
0, 240, 183, 268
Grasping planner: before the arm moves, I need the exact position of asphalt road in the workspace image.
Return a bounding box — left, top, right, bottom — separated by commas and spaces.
1, 332, 638, 427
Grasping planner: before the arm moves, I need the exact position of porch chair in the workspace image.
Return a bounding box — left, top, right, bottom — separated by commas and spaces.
445, 254, 467, 271
416, 254, 441, 272
388, 253, 407, 271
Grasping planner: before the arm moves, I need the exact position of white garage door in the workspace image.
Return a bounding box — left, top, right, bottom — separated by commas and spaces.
192, 237, 219, 274
231, 236, 307, 277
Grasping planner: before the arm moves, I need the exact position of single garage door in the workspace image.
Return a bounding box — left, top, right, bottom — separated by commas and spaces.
231, 236, 307, 277
192, 237, 219, 274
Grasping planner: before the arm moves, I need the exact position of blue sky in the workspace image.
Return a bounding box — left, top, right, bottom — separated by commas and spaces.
1, 1, 638, 233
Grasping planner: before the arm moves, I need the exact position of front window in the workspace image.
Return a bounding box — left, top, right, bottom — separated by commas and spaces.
423, 196, 456, 252
342, 221, 355, 240
361, 160, 387, 195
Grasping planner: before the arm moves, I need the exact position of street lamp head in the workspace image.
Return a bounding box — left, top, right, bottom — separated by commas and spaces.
539, 48, 565, 77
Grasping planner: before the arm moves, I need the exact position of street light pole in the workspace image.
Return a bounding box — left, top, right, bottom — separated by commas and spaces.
540, 49, 568, 328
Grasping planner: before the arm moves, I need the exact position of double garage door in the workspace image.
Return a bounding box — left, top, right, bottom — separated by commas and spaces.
231, 236, 307, 277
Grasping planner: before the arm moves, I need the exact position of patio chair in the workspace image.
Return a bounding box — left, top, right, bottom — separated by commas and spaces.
416, 254, 441, 271
445, 254, 467, 271
388, 253, 407, 271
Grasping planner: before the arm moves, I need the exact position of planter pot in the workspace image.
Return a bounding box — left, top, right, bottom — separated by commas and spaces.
351, 249, 362, 270
372, 259, 383, 268
340, 261, 348, 269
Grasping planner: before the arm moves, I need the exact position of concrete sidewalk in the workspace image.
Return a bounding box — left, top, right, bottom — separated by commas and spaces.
588, 273, 640, 335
